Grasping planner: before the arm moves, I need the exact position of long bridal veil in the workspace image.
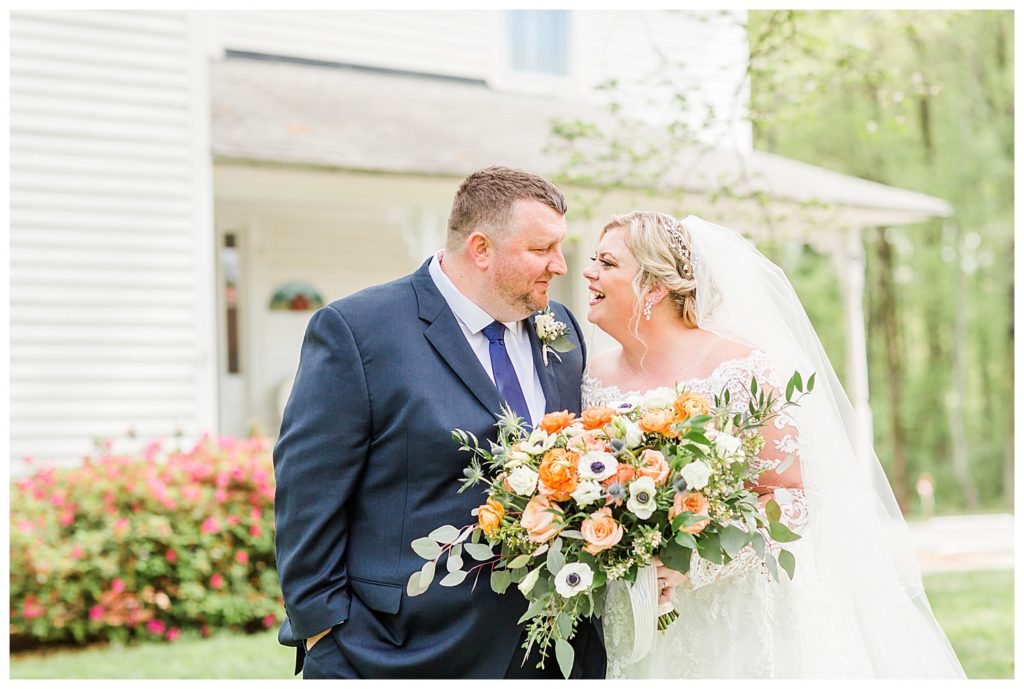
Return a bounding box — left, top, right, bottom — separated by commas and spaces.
682, 215, 964, 678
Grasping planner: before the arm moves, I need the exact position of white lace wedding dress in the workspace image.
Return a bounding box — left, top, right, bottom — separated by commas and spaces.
584, 350, 960, 679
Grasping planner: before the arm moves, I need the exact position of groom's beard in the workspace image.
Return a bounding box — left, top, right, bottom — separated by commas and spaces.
494, 269, 551, 318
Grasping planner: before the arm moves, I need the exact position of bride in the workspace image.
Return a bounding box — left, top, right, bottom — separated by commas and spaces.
581, 211, 965, 678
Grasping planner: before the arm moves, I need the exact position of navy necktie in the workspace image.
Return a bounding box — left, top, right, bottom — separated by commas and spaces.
481, 321, 532, 426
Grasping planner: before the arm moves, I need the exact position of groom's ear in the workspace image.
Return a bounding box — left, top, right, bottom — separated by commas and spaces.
466, 231, 493, 269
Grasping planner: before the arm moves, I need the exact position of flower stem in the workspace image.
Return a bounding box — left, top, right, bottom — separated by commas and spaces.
657, 610, 679, 632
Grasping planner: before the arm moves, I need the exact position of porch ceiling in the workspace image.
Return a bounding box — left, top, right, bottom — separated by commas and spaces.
210, 56, 952, 229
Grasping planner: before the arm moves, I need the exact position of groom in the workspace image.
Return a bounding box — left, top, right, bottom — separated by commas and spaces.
273, 166, 606, 679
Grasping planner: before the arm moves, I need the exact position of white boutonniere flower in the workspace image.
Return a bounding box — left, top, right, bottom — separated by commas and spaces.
534, 308, 576, 366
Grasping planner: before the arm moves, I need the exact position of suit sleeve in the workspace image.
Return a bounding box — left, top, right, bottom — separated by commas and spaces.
273, 304, 370, 639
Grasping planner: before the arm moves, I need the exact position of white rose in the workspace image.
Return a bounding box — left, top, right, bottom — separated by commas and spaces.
554, 563, 594, 598
626, 476, 658, 520
570, 480, 605, 507
641, 386, 677, 409
578, 452, 617, 481
504, 450, 532, 469
714, 432, 743, 461
507, 465, 539, 496
680, 460, 712, 491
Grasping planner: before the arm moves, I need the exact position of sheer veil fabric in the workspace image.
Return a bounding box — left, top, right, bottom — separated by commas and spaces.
600, 216, 965, 678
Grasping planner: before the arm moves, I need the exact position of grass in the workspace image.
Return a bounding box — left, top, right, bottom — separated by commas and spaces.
10, 569, 1013, 679
923, 569, 1014, 679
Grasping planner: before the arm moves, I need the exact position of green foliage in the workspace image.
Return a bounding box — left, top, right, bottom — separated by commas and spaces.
10, 435, 281, 650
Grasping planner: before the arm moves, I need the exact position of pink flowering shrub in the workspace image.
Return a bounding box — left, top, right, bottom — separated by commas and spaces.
10, 434, 281, 648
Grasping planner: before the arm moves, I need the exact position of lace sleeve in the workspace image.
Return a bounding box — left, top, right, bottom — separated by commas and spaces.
684, 351, 808, 591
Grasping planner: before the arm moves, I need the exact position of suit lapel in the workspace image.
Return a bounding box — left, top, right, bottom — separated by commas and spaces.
525, 312, 562, 413
413, 260, 504, 417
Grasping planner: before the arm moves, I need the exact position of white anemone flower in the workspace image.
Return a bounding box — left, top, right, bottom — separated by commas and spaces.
626, 476, 658, 520
554, 563, 594, 598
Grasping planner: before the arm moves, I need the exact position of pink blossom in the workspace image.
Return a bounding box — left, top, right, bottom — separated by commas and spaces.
235, 550, 249, 565
250, 524, 263, 538
115, 517, 130, 533
215, 472, 229, 488
22, 455, 33, 465
111, 578, 126, 594
165, 627, 181, 642
263, 614, 276, 628
49, 491, 66, 507
60, 510, 76, 527
146, 619, 166, 635
23, 596, 44, 620
200, 516, 220, 534
210, 573, 224, 590
214, 488, 228, 504
199, 624, 211, 637
89, 605, 105, 621
17, 520, 34, 534
226, 515, 239, 526
143, 441, 161, 461
182, 485, 201, 502
71, 544, 84, 560
165, 549, 177, 564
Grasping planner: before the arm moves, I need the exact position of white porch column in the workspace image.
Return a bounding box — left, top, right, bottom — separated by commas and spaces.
832, 226, 875, 466
392, 205, 446, 263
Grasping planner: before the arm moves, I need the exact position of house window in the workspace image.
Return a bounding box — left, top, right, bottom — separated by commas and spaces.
507, 10, 569, 77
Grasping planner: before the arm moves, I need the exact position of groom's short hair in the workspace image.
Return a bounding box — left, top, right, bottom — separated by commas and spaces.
447, 166, 567, 250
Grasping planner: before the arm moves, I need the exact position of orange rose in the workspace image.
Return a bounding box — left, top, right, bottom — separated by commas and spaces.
580, 507, 624, 555
477, 498, 505, 536
580, 406, 617, 431
537, 448, 579, 501
639, 409, 678, 436
674, 392, 710, 421
520, 495, 564, 543
669, 491, 711, 534
539, 410, 576, 434
637, 449, 671, 486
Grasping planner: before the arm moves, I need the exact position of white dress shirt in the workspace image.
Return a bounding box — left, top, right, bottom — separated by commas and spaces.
428, 252, 546, 425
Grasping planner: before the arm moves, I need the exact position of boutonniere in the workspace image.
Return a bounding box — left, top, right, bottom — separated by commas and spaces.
534, 308, 576, 366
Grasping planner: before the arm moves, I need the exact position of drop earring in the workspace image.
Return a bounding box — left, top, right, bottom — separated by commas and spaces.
643, 299, 653, 321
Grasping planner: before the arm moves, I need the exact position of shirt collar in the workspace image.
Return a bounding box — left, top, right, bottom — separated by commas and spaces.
428, 251, 522, 336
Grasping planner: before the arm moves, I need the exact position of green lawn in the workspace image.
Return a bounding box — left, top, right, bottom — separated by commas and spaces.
923, 568, 1014, 679
10, 569, 1013, 679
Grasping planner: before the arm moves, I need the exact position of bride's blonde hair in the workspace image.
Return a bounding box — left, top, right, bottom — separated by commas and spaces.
600, 211, 698, 331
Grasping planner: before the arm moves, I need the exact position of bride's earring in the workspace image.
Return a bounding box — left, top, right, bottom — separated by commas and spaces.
643, 299, 653, 321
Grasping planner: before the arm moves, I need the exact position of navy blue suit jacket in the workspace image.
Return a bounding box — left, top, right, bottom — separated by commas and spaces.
273, 259, 602, 678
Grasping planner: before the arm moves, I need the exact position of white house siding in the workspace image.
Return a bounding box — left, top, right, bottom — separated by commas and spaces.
210, 10, 751, 149
211, 10, 491, 80
9, 11, 216, 474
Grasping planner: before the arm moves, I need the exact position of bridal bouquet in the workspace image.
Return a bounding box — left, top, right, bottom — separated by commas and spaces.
407, 371, 813, 677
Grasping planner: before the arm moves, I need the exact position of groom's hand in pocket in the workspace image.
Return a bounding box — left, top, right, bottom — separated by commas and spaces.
305, 627, 332, 651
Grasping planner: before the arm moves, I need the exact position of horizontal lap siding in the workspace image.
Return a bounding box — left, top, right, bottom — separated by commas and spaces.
10, 10, 214, 474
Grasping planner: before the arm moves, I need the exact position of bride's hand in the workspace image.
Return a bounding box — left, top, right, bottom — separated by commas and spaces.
654, 556, 687, 605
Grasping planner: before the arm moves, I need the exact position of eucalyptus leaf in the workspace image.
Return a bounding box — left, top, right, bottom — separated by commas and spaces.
674, 531, 698, 550
440, 570, 468, 587
764, 553, 779, 582
659, 539, 693, 574
464, 543, 495, 561
517, 595, 547, 624
769, 521, 801, 543
453, 528, 472, 545
778, 549, 796, 580
765, 499, 782, 523
557, 613, 574, 639
719, 525, 748, 559
490, 569, 512, 594
429, 525, 463, 544
446, 544, 463, 573
555, 639, 575, 679
518, 567, 541, 595
406, 571, 423, 597
508, 554, 532, 569
560, 530, 584, 540
420, 560, 436, 587
546, 538, 565, 576
751, 531, 766, 559
411, 537, 442, 561
807, 372, 816, 392
695, 532, 723, 564
775, 455, 795, 474
549, 337, 576, 353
